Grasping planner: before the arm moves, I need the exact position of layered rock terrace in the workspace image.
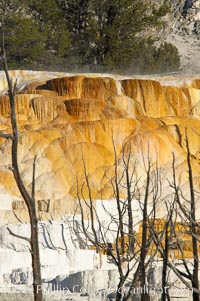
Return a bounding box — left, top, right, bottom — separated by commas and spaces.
0, 71, 199, 222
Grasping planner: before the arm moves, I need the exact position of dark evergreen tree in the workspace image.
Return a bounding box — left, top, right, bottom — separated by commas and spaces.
58, 0, 175, 72
0, 0, 70, 69
28, 0, 71, 59
0, 0, 44, 68
0, 0, 180, 73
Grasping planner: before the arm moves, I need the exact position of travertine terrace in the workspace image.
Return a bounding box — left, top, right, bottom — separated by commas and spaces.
0, 71, 200, 222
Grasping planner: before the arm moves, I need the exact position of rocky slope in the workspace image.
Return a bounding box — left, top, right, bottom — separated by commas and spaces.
0, 71, 199, 222
164, 0, 200, 72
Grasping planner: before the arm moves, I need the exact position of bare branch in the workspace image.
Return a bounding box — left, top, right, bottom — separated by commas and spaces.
7, 227, 30, 243
0, 132, 13, 139
32, 155, 37, 200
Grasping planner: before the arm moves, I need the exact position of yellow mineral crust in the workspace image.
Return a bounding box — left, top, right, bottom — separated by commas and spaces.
0, 72, 199, 222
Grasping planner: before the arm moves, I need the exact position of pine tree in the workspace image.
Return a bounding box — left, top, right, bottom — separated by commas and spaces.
0, 0, 70, 69
28, 0, 71, 60
0, 0, 44, 68
57, 0, 178, 73
0, 0, 180, 73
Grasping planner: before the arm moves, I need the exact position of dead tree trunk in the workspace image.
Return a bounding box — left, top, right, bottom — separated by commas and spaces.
139, 161, 151, 301
1, 19, 43, 301
170, 133, 200, 301
161, 213, 171, 301
185, 135, 199, 301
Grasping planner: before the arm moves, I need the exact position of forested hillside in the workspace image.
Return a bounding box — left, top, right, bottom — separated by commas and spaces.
0, 0, 180, 73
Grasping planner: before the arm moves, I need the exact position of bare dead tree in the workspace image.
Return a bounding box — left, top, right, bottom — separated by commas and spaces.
185, 134, 199, 301
148, 198, 176, 301
0, 17, 43, 301
169, 133, 200, 301
137, 158, 151, 301
73, 144, 162, 301
149, 132, 200, 301
160, 201, 175, 301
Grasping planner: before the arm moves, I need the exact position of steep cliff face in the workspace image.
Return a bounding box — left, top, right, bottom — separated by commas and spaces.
0, 71, 199, 221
